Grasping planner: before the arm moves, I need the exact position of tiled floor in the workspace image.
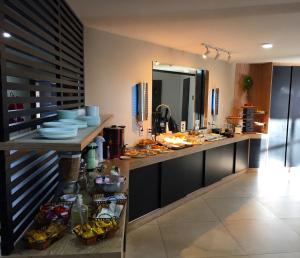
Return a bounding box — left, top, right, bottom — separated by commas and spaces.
126, 169, 300, 258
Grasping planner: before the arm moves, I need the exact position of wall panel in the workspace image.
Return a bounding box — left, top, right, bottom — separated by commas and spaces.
0, 0, 84, 255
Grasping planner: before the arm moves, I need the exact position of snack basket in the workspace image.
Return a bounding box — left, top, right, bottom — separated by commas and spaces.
25, 223, 67, 250
34, 201, 73, 226
92, 193, 127, 206
72, 213, 118, 245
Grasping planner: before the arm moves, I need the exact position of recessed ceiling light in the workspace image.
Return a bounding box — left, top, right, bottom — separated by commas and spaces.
2, 32, 11, 38
262, 43, 273, 49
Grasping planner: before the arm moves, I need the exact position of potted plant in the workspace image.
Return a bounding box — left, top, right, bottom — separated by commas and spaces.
243, 75, 253, 106
243, 75, 253, 91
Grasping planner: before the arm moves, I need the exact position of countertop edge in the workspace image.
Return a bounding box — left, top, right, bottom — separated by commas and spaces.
127, 134, 265, 170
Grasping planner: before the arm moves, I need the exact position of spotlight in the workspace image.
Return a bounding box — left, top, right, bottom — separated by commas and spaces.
153, 60, 160, 66
2, 32, 11, 38
214, 49, 220, 60
202, 46, 210, 59
227, 52, 231, 62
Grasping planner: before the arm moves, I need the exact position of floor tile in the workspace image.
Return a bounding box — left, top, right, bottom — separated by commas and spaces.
249, 252, 300, 258
126, 223, 167, 258
257, 198, 300, 218
158, 197, 219, 225
200, 256, 249, 258
224, 220, 300, 254
202, 181, 258, 199
281, 218, 300, 235
159, 221, 245, 258
205, 197, 276, 221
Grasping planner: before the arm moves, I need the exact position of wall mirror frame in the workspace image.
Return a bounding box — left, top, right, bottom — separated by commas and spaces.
152, 62, 209, 134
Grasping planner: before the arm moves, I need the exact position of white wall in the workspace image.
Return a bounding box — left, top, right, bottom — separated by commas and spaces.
85, 27, 235, 146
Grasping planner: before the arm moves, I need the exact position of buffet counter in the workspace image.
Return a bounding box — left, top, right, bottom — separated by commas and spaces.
9, 134, 264, 258
126, 133, 259, 170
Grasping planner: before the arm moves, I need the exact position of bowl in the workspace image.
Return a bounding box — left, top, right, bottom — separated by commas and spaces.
59, 119, 88, 129
78, 116, 101, 127
57, 109, 78, 119
85, 105, 99, 117
42, 121, 78, 130
94, 175, 126, 193
38, 127, 77, 135
38, 127, 78, 139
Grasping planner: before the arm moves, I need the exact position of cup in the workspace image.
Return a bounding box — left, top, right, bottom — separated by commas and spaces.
85, 105, 99, 117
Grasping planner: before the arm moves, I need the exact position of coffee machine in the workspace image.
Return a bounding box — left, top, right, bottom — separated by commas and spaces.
103, 125, 125, 159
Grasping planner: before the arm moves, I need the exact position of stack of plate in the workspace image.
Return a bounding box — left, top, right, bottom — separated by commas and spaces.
77, 105, 101, 127
41, 116, 88, 139
58, 119, 88, 129
38, 128, 78, 139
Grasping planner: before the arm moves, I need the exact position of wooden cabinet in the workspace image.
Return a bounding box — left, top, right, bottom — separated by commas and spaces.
129, 163, 160, 221
235, 140, 249, 173
205, 144, 234, 186
161, 152, 204, 207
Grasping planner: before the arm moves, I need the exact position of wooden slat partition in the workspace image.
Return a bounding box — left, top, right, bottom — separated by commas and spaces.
0, 0, 84, 255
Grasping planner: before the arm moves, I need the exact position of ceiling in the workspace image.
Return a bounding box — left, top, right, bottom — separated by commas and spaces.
67, 0, 300, 63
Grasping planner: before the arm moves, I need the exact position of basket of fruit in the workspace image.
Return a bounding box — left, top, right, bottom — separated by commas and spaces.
35, 202, 72, 226
25, 223, 67, 250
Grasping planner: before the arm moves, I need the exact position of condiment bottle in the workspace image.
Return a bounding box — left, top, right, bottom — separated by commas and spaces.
70, 194, 88, 230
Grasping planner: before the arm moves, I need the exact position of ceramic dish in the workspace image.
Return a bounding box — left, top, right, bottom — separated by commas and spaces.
38, 128, 78, 139
85, 105, 99, 117
78, 116, 101, 126
120, 156, 131, 160
42, 122, 78, 130
57, 109, 78, 119
59, 119, 88, 129
38, 133, 77, 140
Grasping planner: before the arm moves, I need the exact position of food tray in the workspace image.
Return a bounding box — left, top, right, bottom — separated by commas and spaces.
93, 193, 127, 205
35, 201, 73, 226
25, 224, 67, 250
73, 215, 119, 245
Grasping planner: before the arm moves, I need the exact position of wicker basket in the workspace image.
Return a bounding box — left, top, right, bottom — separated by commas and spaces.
93, 193, 127, 206
25, 224, 67, 250
35, 201, 73, 226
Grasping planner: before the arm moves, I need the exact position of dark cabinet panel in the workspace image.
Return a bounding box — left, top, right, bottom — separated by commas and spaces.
287, 67, 300, 167
129, 163, 160, 221
235, 140, 249, 173
269, 66, 291, 166
205, 144, 234, 186
161, 152, 204, 207
249, 139, 268, 168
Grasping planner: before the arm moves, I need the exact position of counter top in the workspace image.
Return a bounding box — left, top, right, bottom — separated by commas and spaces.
125, 133, 263, 170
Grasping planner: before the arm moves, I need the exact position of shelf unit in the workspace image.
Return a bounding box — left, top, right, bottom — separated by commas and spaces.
0, 114, 113, 151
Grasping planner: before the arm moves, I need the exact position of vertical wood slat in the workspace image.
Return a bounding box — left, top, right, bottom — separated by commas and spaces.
0, 0, 84, 255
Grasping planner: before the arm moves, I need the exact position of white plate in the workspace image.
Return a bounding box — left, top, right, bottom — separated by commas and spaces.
120, 156, 131, 160
59, 119, 88, 129
40, 133, 77, 139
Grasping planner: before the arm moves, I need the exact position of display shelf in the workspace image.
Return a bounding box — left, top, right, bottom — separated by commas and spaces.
0, 114, 113, 151
226, 116, 243, 120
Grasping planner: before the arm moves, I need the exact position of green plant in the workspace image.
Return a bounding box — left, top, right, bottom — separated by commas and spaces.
243, 75, 253, 91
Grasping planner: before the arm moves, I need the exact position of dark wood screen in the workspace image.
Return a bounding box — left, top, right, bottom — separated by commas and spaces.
0, 0, 84, 255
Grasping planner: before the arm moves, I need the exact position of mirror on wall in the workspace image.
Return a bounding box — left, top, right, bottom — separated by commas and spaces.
152, 63, 209, 134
